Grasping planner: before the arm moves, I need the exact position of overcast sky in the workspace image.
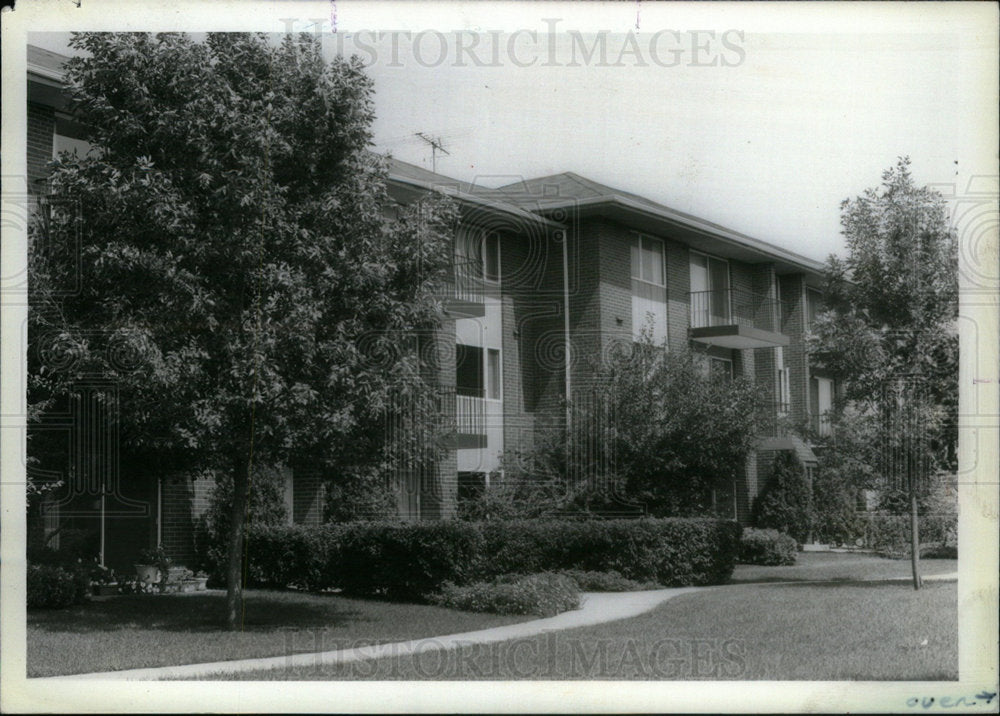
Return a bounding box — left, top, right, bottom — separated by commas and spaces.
25, 2, 998, 263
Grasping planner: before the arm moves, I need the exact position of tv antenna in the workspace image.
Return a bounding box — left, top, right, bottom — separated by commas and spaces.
415, 132, 450, 173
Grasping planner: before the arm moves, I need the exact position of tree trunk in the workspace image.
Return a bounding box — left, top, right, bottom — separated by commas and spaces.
225, 456, 252, 630
910, 488, 922, 590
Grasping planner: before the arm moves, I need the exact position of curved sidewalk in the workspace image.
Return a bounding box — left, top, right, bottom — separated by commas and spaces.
38, 587, 705, 681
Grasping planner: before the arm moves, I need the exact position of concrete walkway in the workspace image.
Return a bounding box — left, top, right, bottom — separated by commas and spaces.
38, 587, 705, 681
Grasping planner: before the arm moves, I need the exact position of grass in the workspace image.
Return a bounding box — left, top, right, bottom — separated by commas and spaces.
27, 589, 536, 677
215, 553, 958, 681
732, 550, 957, 584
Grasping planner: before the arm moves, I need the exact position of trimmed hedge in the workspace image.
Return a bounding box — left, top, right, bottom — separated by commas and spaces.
862, 512, 957, 559
27, 563, 91, 609
430, 572, 581, 616
477, 519, 740, 587
738, 528, 797, 566
223, 517, 741, 601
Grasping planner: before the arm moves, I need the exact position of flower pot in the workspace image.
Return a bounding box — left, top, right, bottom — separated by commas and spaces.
92, 583, 119, 597
134, 564, 160, 585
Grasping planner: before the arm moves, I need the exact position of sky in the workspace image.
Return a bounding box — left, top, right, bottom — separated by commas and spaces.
24, 2, 999, 264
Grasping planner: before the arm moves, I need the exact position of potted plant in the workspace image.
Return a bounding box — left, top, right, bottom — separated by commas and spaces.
135, 545, 171, 591
89, 562, 119, 596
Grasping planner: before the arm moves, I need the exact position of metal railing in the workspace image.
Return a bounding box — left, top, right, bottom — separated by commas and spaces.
689, 288, 785, 333
455, 393, 486, 435
435, 258, 487, 304
757, 401, 793, 438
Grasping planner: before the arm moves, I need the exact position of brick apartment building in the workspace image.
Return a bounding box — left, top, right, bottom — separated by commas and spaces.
26, 45, 838, 570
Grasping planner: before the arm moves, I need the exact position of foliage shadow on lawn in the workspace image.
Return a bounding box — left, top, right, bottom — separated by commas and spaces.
28, 592, 369, 634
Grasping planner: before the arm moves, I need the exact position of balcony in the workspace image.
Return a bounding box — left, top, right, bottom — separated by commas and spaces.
689, 288, 789, 350
438, 258, 486, 320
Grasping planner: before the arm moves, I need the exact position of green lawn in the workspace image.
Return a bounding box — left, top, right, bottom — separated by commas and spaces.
214, 553, 958, 681
731, 550, 957, 584
27, 589, 535, 677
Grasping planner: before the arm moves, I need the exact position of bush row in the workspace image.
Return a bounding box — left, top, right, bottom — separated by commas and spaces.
208, 518, 742, 601
738, 528, 797, 566
429, 573, 581, 617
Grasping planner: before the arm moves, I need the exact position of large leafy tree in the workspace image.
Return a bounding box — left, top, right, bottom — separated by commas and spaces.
29, 32, 456, 627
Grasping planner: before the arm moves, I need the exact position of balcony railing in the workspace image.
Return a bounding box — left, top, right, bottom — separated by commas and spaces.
455, 393, 486, 436
443, 258, 487, 302
757, 401, 793, 438
689, 288, 785, 333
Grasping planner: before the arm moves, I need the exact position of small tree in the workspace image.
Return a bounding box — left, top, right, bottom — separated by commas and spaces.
487, 335, 765, 518
808, 157, 958, 588
752, 452, 812, 543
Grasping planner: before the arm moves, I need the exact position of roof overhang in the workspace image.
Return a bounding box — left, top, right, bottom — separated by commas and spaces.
532, 195, 826, 281
388, 174, 566, 235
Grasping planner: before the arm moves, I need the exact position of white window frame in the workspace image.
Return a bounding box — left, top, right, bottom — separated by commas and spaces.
631, 233, 666, 288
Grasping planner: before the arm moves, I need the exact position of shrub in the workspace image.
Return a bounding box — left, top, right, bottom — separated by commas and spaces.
334, 521, 483, 601
752, 452, 813, 542
27, 563, 90, 609
244, 524, 340, 590
557, 569, 660, 591
862, 512, 957, 559
738, 528, 797, 566
430, 573, 580, 617
477, 518, 741, 587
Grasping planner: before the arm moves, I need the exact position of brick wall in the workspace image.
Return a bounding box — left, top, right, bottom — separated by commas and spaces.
27, 103, 54, 193
665, 239, 690, 352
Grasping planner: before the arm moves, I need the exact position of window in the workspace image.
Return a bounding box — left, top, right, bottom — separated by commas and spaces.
710, 357, 734, 381
487, 349, 501, 400
483, 233, 500, 283
631, 235, 667, 344
456, 344, 484, 398
806, 288, 823, 327
690, 252, 730, 326
810, 375, 834, 436
456, 344, 501, 400
631, 234, 665, 286
458, 229, 501, 283
696, 353, 733, 381
775, 347, 791, 415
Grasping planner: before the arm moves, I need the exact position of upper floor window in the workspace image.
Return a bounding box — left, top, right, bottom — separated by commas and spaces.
775, 346, 791, 416
810, 375, 835, 437
631, 234, 665, 286
806, 288, 823, 327
458, 229, 501, 284
690, 252, 731, 326
631, 235, 667, 344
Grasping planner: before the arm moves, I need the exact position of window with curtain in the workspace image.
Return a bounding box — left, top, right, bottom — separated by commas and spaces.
630, 234, 667, 344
